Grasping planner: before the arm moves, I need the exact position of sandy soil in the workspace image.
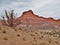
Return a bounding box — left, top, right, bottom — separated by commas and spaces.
0, 26, 60, 45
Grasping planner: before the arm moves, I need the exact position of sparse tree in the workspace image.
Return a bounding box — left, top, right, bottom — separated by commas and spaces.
1, 10, 20, 27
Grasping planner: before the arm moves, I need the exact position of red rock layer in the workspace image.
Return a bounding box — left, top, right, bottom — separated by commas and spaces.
17, 10, 60, 25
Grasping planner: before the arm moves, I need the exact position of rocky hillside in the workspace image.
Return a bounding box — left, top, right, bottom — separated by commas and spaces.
16, 10, 60, 30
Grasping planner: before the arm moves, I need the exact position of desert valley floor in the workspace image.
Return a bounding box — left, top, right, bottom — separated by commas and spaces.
0, 26, 60, 45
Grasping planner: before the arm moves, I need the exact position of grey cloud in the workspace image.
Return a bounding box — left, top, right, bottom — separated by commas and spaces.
34, 0, 60, 19
0, 0, 60, 19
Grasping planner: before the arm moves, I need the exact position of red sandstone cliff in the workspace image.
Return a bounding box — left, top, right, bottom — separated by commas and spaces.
16, 10, 60, 30
17, 10, 60, 25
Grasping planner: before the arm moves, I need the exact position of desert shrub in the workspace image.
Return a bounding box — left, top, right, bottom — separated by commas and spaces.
33, 37, 37, 42
55, 41, 59, 44
33, 37, 35, 40
35, 32, 40, 36
43, 32, 46, 35
4, 37, 8, 40
49, 32, 53, 36
40, 31, 43, 34
22, 37, 26, 41
35, 32, 38, 34
30, 33, 35, 37
32, 43, 37, 45
46, 32, 53, 36
48, 40, 51, 43
53, 35, 57, 37
46, 32, 49, 34
41, 36, 44, 38
31, 30, 33, 32
2, 30, 6, 33
39, 42, 46, 45
19, 28, 22, 30
39, 37, 42, 39
0, 27, 1, 30
17, 34, 20, 37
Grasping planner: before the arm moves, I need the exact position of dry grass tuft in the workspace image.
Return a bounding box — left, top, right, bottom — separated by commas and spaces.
17, 34, 20, 37
39, 42, 46, 45
4, 37, 8, 40
30, 33, 35, 37
2, 30, 6, 33
22, 37, 26, 41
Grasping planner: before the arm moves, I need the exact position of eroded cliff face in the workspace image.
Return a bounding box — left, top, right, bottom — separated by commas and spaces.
16, 10, 60, 30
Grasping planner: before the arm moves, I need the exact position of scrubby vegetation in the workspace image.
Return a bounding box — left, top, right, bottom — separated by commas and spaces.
1, 10, 20, 28
4, 37, 8, 40
0, 10, 60, 45
0, 26, 59, 45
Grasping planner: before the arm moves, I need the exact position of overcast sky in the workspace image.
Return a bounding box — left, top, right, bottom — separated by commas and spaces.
0, 0, 60, 19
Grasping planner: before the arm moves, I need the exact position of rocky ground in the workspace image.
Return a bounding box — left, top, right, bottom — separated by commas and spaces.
0, 26, 60, 45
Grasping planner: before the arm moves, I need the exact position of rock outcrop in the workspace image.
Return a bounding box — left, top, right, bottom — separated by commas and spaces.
16, 10, 60, 30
